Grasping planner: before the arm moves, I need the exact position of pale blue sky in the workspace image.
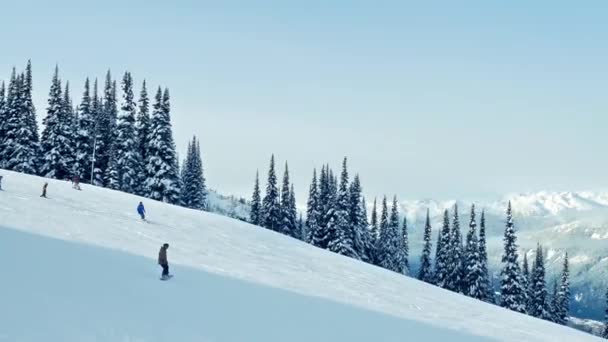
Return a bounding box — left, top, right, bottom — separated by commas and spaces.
2, 0, 607, 201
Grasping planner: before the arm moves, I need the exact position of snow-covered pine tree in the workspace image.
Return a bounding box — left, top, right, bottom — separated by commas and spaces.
261, 155, 280, 231
289, 184, 298, 238
312, 166, 333, 249
328, 158, 358, 259
555, 252, 570, 325
93, 72, 116, 186
2, 69, 38, 174
418, 209, 434, 283
500, 201, 526, 313
111, 72, 141, 193
375, 196, 391, 269
435, 209, 451, 288
305, 169, 319, 242
446, 204, 464, 293
40, 66, 74, 180
479, 209, 493, 302
135, 80, 150, 195
298, 213, 306, 241
350, 174, 370, 262
369, 197, 379, 263
250, 170, 262, 225
550, 279, 559, 323
62, 81, 77, 157
530, 243, 552, 320
464, 204, 484, 300
359, 196, 374, 263
145, 87, 180, 203
73, 78, 95, 181
397, 217, 410, 275
181, 136, 207, 210
602, 287, 608, 339
522, 252, 532, 313
23, 61, 39, 145
377, 196, 400, 272
279, 163, 297, 237
0, 82, 6, 166
90, 78, 103, 185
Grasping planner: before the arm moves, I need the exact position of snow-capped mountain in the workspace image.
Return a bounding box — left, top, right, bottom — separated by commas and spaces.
396, 191, 608, 320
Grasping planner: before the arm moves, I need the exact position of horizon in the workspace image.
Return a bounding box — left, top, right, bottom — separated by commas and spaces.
2, 0, 608, 202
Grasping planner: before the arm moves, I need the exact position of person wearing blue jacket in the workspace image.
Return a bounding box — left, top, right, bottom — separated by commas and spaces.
137, 202, 146, 220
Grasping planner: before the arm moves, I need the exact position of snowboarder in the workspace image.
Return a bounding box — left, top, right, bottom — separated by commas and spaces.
137, 201, 146, 220
40, 182, 48, 198
158, 243, 171, 280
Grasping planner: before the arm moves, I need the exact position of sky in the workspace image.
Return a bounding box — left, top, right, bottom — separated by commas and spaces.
1, 0, 608, 201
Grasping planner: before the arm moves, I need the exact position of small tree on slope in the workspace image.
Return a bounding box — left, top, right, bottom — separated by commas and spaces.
499, 201, 526, 313
250, 170, 262, 225
464, 204, 485, 300
435, 209, 451, 288
418, 209, 434, 283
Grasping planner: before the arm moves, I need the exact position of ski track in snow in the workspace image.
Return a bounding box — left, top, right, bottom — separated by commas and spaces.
0, 169, 601, 342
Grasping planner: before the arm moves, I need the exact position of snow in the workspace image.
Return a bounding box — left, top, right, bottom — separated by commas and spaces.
0, 169, 602, 342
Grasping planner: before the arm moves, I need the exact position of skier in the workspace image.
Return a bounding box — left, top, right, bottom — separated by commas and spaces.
137, 201, 146, 220
72, 175, 81, 190
40, 182, 48, 198
158, 243, 171, 280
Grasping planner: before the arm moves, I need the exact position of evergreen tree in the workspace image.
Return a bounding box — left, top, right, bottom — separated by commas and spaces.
289, 185, 298, 237
3, 69, 38, 174
350, 175, 371, 262
305, 169, 320, 242
135, 80, 150, 194
418, 209, 434, 283
312, 166, 334, 249
360, 196, 374, 262
397, 217, 410, 275
435, 209, 451, 288
261, 155, 280, 231
370, 197, 379, 262
112, 72, 141, 193
479, 210, 493, 302
522, 252, 532, 313
530, 243, 552, 320
40, 66, 74, 180
145, 87, 180, 203
328, 158, 358, 259
250, 170, 262, 225
279, 163, 297, 237
181, 136, 207, 210
375, 196, 391, 268
500, 202, 526, 313
377, 196, 400, 272
464, 204, 485, 300
550, 279, 560, 323
90, 78, 103, 185
446, 205, 464, 293
73, 78, 95, 181
22, 60, 40, 170
94, 71, 118, 186
0, 82, 6, 167
602, 287, 608, 339
555, 252, 570, 325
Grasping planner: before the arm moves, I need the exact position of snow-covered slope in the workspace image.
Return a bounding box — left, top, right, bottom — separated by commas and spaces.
0, 169, 601, 341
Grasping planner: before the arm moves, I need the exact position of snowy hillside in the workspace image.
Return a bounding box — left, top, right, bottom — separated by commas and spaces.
0, 169, 601, 341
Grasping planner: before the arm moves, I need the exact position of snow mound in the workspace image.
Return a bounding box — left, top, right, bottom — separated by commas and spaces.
0, 169, 601, 341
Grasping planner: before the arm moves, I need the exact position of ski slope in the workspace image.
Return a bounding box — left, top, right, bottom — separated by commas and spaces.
0, 170, 601, 342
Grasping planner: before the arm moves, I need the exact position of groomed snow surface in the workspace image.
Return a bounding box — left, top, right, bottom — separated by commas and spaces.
0, 169, 601, 342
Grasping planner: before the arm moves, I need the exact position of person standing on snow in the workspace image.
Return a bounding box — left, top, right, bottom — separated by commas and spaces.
40, 182, 48, 198
137, 201, 146, 220
158, 243, 170, 279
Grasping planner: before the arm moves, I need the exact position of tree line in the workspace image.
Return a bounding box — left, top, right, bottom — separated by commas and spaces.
251, 156, 572, 326
0, 61, 207, 210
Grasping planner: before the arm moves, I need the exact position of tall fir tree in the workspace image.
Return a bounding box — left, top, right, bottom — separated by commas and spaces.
312, 166, 334, 249
435, 209, 451, 288
370, 197, 379, 262
464, 204, 485, 300
550, 279, 560, 323
446, 204, 464, 293
377, 196, 400, 272
181, 136, 207, 210
73, 78, 95, 181
350, 175, 371, 262
530, 243, 552, 320
522, 252, 532, 313
376, 196, 391, 268
135, 80, 150, 194
328, 158, 358, 259
250, 170, 262, 225
479, 210, 493, 302
261, 155, 280, 231
289, 185, 298, 238
90, 78, 103, 185
21, 60, 40, 171
40, 66, 74, 180
94, 71, 118, 186
305, 169, 320, 243
500, 201, 526, 313
397, 217, 410, 275
360, 196, 374, 263
279, 163, 297, 237
555, 252, 570, 325
0, 82, 6, 167
145, 87, 181, 203
418, 209, 434, 283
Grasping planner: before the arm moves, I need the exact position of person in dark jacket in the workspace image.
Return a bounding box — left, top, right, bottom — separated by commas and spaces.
137, 202, 145, 220
40, 182, 48, 198
158, 243, 170, 279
